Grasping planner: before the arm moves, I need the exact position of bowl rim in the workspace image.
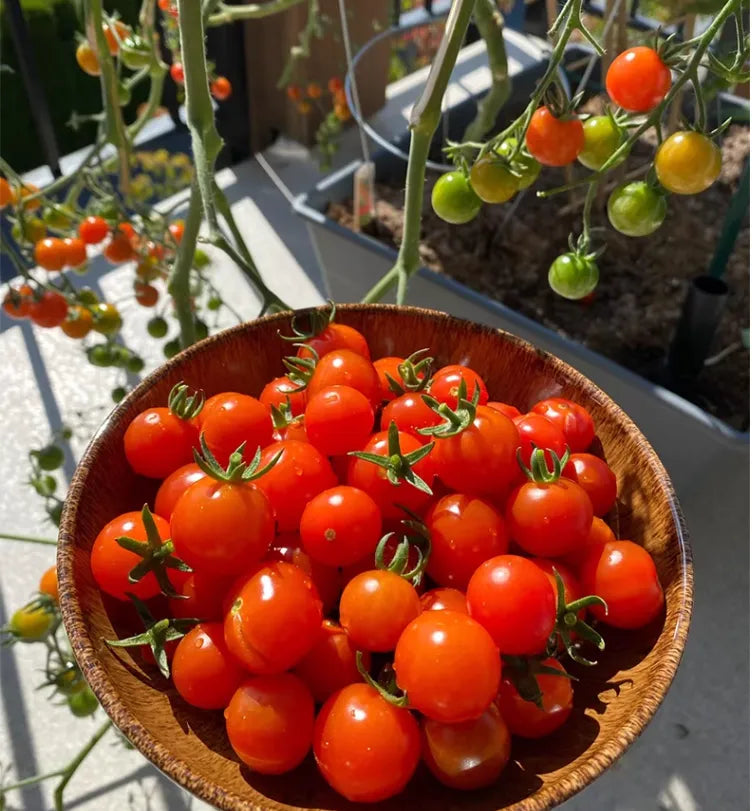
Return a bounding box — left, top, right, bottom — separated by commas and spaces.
58, 303, 694, 811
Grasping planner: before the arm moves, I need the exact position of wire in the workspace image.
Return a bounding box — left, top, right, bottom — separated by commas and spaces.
337, 0, 371, 164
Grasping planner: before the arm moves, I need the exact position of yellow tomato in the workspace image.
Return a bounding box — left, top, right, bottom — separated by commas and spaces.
655, 131, 722, 195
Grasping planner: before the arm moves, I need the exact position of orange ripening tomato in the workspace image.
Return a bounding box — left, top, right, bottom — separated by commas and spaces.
61, 306, 94, 339
19, 183, 42, 211
39, 566, 59, 602
2, 284, 34, 320
62, 237, 87, 268
34, 237, 67, 272
525, 107, 584, 167
606, 46, 671, 113
0, 177, 15, 208
76, 41, 100, 76
210, 76, 232, 101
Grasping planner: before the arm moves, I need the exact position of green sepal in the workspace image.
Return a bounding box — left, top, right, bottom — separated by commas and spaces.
374, 512, 432, 587
551, 568, 608, 667
518, 446, 571, 484
167, 382, 204, 421
502, 654, 577, 710
192, 432, 282, 483
278, 300, 336, 342
281, 344, 319, 392
418, 378, 481, 438
384, 348, 433, 396
355, 651, 409, 708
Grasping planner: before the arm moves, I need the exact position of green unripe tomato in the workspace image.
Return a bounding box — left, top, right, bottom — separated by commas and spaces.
13, 217, 46, 244
194, 320, 209, 341
120, 38, 152, 70
43, 206, 74, 230
127, 356, 145, 374
47, 501, 63, 526
71, 261, 90, 276
77, 288, 99, 307
163, 338, 181, 359
548, 252, 599, 300
496, 138, 541, 189
117, 82, 132, 107
33, 475, 57, 497
193, 248, 210, 269
431, 171, 482, 224
147, 316, 169, 338
68, 686, 98, 717
9, 604, 55, 642
87, 344, 114, 367
92, 303, 122, 336
36, 444, 64, 471
112, 386, 127, 403
578, 116, 623, 171
469, 157, 518, 204
607, 181, 667, 237
207, 295, 222, 311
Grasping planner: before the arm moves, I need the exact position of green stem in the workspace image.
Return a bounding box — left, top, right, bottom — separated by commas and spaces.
581, 179, 598, 246
167, 181, 201, 347
207, 0, 305, 25
276, 0, 321, 89
2, 770, 66, 792
213, 183, 255, 268
53, 721, 111, 811
0, 532, 57, 546
129, 0, 168, 140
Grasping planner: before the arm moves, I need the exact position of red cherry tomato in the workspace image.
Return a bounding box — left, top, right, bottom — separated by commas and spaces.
124, 408, 198, 479
272, 419, 308, 444
579, 540, 664, 629
562, 453, 617, 516
531, 397, 595, 452
313, 683, 420, 802
487, 401, 521, 420
421, 704, 511, 790
172, 622, 245, 709
62, 237, 87, 268
154, 463, 207, 520
304, 385, 374, 456
394, 610, 501, 723
496, 657, 573, 738
606, 46, 671, 113
103, 230, 135, 264
254, 440, 337, 532
372, 356, 405, 401
224, 561, 322, 673
225, 673, 314, 774
167, 571, 234, 621
560, 515, 616, 570
3, 284, 33, 320
429, 365, 489, 409
259, 375, 307, 416
296, 322, 370, 361
307, 349, 381, 406
529, 557, 581, 608
420, 587, 468, 614
525, 107, 584, 166
34, 238, 66, 272
91, 511, 169, 601
210, 76, 232, 101
380, 392, 442, 442
514, 412, 568, 468
78, 215, 109, 244
199, 392, 272, 467
29, 291, 68, 328
467, 555, 555, 655
170, 62, 185, 84
425, 493, 508, 589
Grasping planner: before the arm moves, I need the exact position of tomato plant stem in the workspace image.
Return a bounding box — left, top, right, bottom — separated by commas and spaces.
0, 532, 57, 546
167, 181, 201, 346
207, 0, 306, 26
52, 721, 112, 811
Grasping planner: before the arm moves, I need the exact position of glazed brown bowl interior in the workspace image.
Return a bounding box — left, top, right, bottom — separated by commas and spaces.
59, 304, 692, 811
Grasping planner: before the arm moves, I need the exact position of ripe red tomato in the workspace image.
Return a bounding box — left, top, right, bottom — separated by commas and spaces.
62, 237, 87, 268
124, 408, 198, 479
299, 485, 382, 567
506, 475, 593, 557
78, 216, 109, 245
225, 673, 314, 774
210, 76, 232, 101
259, 375, 307, 416
429, 365, 489, 409
304, 385, 374, 456
425, 493, 508, 589
380, 392, 442, 441
529, 557, 581, 609
297, 322, 370, 361
467, 555, 555, 654
514, 412, 568, 468
525, 107, 584, 167
167, 571, 233, 621
134, 281, 158, 307
200, 392, 272, 467
562, 453, 617, 516
167, 220, 184, 244
154, 463, 207, 520
431, 406, 519, 498
339, 570, 421, 652
421, 704, 511, 790
170, 62, 185, 84
254, 440, 337, 532
496, 657, 573, 738
307, 349, 381, 406
420, 587, 468, 614
487, 401, 521, 420
28, 291, 68, 328
103, 230, 136, 264
606, 46, 671, 113
579, 540, 664, 629
34, 238, 66, 271
531, 397, 595, 452
2, 284, 33, 320
394, 610, 500, 722
91, 511, 169, 601
313, 683, 420, 802
224, 561, 322, 673
560, 515, 615, 570
346, 429, 434, 519
294, 620, 369, 703
172, 622, 245, 709
171, 478, 274, 576
372, 356, 405, 401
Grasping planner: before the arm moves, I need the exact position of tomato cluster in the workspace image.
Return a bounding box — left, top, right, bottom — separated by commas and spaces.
94, 314, 665, 802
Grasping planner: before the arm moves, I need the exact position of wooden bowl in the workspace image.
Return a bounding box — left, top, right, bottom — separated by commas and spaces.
58, 304, 692, 811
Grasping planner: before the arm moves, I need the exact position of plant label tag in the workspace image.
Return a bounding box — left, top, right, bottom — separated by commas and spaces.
353, 161, 376, 231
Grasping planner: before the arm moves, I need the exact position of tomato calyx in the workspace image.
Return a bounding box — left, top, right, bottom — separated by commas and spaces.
349, 421, 435, 495
270, 399, 303, 431
192, 433, 282, 483
518, 446, 571, 483
355, 651, 409, 708
419, 378, 481, 438
279, 300, 336, 342
384, 348, 433, 397
550, 569, 608, 666
282, 344, 318, 392
541, 81, 583, 121
501, 654, 576, 709
106, 594, 199, 679
114, 504, 192, 599
375, 516, 431, 587
167, 382, 204, 421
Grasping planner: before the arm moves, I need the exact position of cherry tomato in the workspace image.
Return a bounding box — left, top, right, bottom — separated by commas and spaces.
467, 555, 555, 654
104, 20, 130, 54
154, 463, 207, 520
68, 686, 98, 716
170, 62, 185, 84
608, 180, 667, 236
134, 281, 159, 307
525, 107, 584, 166
606, 47, 671, 113
514, 412, 568, 468
225, 673, 314, 774
254, 439, 337, 532
339, 570, 420, 652
431, 171, 481, 224
313, 683, 420, 802
29, 291, 68, 328
294, 620, 369, 703
496, 657, 573, 738
496, 137, 541, 189
307, 349, 381, 406
531, 397, 595, 453
272, 419, 308, 444
548, 252, 599, 299
61, 306, 93, 339
655, 131, 722, 195
340, 532, 422, 585
578, 115, 623, 170
224, 561, 322, 673
78, 215, 109, 244
529, 557, 581, 611
425, 493, 508, 589
420, 587, 468, 614
579, 540, 664, 629
0, 177, 14, 208
91, 511, 169, 600
39, 566, 59, 602
210, 76, 232, 100
13, 216, 46, 243
92, 302, 122, 335
8, 604, 54, 641
562, 453, 617, 516
304, 385, 374, 456
422, 704, 511, 790
469, 156, 518, 204
259, 375, 307, 416
172, 477, 274, 576
431, 406, 519, 498
394, 610, 500, 722
124, 407, 198, 479
167, 220, 184, 244
429, 364, 489, 409
346, 429, 434, 519
300, 485, 382, 567
104, 231, 135, 264
76, 42, 100, 75
506, 475, 593, 558
380, 392, 442, 441
372, 356, 405, 401
560, 515, 616, 570
168, 571, 233, 621
487, 401, 521, 419
3, 284, 34, 320
172, 622, 245, 709
34, 237, 66, 271
200, 392, 272, 467
296, 322, 370, 361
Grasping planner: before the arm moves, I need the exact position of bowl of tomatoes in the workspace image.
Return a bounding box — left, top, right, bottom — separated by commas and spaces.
58, 303, 692, 811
